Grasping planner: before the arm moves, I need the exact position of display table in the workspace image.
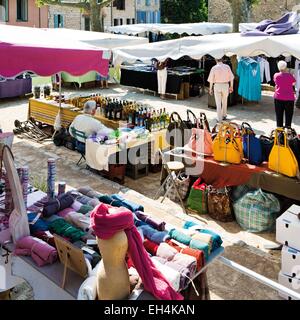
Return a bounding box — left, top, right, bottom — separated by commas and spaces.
61, 71, 98, 88
120, 67, 202, 98
86, 129, 169, 172
0, 78, 32, 99
28, 98, 120, 129
164, 148, 300, 201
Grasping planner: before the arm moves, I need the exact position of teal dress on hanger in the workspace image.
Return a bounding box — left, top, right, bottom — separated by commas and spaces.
237, 57, 261, 102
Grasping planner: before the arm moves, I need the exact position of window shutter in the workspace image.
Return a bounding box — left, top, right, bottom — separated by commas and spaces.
60, 15, 64, 28
54, 14, 59, 28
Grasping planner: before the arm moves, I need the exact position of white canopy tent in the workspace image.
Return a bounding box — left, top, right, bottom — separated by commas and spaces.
107, 22, 233, 36
46, 28, 149, 49
113, 32, 300, 65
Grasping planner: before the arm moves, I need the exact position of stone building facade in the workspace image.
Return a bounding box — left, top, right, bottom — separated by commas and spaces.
48, 0, 160, 31
208, 0, 300, 24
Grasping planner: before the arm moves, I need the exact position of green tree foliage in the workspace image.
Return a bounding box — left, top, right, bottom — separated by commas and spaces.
161, 0, 208, 24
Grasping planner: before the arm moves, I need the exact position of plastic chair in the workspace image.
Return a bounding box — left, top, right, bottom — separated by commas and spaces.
70, 127, 87, 166
154, 149, 186, 213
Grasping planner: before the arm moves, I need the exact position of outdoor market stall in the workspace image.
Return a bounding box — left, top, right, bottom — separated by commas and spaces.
45, 28, 149, 87
107, 22, 233, 36
0, 76, 32, 99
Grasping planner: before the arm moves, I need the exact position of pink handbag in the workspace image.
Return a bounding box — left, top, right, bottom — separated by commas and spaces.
185, 115, 213, 157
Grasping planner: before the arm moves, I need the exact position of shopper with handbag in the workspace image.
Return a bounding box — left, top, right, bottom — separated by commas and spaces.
208, 58, 235, 122
273, 60, 296, 128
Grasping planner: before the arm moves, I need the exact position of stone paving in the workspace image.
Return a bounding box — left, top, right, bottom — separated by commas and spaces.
1, 84, 299, 300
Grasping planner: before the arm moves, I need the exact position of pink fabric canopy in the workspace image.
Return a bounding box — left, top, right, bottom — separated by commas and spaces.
0, 25, 109, 77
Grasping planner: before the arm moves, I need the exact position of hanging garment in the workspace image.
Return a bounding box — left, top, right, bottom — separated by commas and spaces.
295, 59, 300, 99
90, 203, 183, 300
258, 57, 271, 83
237, 57, 261, 101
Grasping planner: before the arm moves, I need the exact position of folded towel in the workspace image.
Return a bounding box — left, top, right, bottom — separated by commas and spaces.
111, 194, 144, 212
42, 193, 74, 218
27, 212, 49, 234
172, 253, 197, 278
15, 236, 57, 267
191, 233, 212, 254
57, 208, 74, 218
64, 212, 91, 232
166, 240, 204, 271
139, 225, 170, 244
168, 228, 191, 246
183, 221, 223, 251
135, 211, 166, 231
71, 200, 83, 212
151, 257, 181, 291
88, 198, 100, 208
78, 204, 94, 215
143, 239, 159, 255
156, 243, 178, 261
49, 219, 86, 243
189, 239, 209, 261
77, 187, 103, 200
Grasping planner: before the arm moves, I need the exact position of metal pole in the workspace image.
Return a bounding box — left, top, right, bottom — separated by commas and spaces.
58, 72, 62, 109
218, 256, 300, 300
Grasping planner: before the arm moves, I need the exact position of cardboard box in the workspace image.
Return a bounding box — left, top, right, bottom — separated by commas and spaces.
276, 205, 300, 251
281, 245, 300, 279
278, 271, 300, 300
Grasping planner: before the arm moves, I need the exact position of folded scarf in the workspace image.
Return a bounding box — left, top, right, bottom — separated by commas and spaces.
183, 221, 223, 251
77, 187, 103, 200
98, 194, 123, 207
139, 225, 170, 244
172, 253, 197, 278
151, 257, 181, 291
67, 191, 93, 205
64, 212, 91, 232
191, 233, 212, 254
134, 218, 148, 228
169, 228, 209, 260
166, 240, 204, 271
71, 200, 83, 212
27, 212, 50, 234
88, 198, 100, 208
152, 256, 190, 290
15, 236, 57, 267
44, 215, 62, 223
90, 203, 183, 300
57, 208, 74, 218
49, 218, 86, 243
78, 204, 93, 215
135, 211, 166, 231
111, 194, 144, 212
33, 231, 56, 248
42, 193, 74, 218
156, 243, 178, 261
143, 239, 159, 256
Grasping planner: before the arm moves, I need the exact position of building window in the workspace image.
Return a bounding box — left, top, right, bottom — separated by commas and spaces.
0, 0, 8, 22
114, 18, 119, 26
113, 0, 125, 10
145, 0, 151, 6
126, 18, 131, 25
119, 18, 123, 25
155, 0, 158, 5
132, 18, 135, 24
54, 14, 64, 28
16, 0, 28, 21
84, 17, 90, 31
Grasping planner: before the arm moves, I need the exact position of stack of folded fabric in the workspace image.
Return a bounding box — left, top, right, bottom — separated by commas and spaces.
49, 218, 86, 243
14, 236, 57, 267
135, 211, 166, 231
183, 221, 223, 252
138, 224, 170, 244
42, 193, 74, 218
168, 228, 209, 261
99, 194, 144, 212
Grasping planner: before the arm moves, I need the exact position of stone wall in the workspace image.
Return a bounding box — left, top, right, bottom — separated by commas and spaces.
208, 0, 300, 23
48, 5, 82, 29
